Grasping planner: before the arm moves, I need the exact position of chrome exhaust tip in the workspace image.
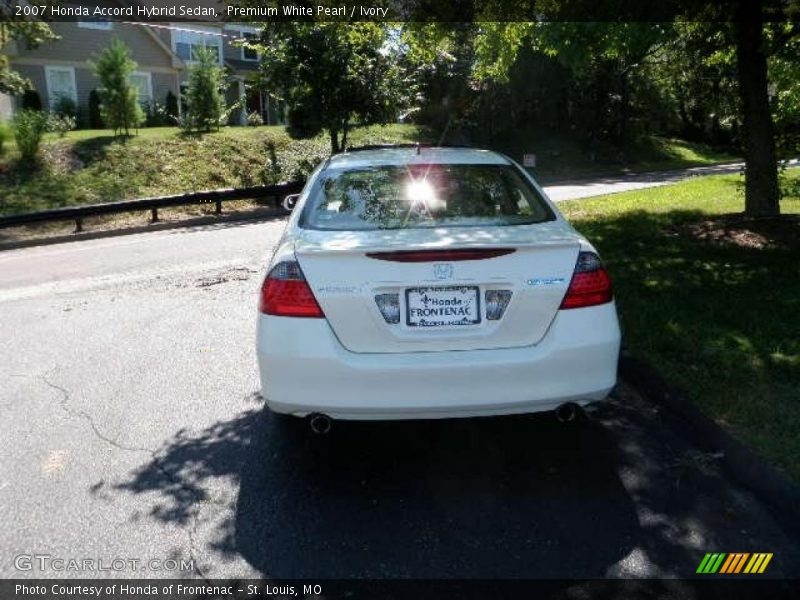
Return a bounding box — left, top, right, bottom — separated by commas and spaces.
309, 413, 332, 435
555, 402, 580, 423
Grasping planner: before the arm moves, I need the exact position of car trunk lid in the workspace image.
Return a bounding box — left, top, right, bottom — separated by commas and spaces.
294, 222, 581, 353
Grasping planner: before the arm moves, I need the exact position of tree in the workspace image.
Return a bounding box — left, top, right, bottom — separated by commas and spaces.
660, 6, 799, 217
254, 23, 408, 153
0, 20, 58, 94
92, 39, 144, 136
403, 22, 480, 141
183, 47, 226, 132
467, 13, 800, 217
730, 0, 800, 217
646, 22, 739, 145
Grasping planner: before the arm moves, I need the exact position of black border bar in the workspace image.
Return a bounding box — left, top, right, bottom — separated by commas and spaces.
4, 0, 800, 23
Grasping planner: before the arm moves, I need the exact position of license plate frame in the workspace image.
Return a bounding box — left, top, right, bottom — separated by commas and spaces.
405, 286, 481, 328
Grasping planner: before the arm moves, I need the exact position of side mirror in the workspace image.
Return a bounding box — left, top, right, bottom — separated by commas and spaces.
281, 194, 300, 213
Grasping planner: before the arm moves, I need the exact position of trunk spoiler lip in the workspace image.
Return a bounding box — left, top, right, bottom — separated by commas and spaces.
365, 248, 517, 262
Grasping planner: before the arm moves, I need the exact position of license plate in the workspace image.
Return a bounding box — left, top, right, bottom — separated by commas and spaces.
406, 286, 481, 327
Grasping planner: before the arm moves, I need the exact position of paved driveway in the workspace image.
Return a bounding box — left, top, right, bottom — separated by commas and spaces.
542, 161, 742, 202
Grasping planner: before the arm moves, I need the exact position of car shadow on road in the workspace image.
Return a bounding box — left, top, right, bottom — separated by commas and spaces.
114, 403, 644, 578
237, 409, 642, 578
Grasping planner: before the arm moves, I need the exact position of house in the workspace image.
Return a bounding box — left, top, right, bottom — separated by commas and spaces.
2, 18, 283, 126
153, 22, 285, 125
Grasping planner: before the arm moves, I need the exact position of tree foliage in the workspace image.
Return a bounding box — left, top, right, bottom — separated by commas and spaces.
0, 20, 58, 94
183, 47, 226, 132
407, 11, 799, 217
92, 39, 144, 136
254, 22, 409, 153
12, 109, 49, 161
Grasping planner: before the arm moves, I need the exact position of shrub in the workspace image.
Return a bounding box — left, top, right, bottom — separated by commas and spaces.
88, 89, 103, 128
165, 90, 179, 122
47, 113, 77, 137
13, 110, 49, 160
93, 39, 144, 136
183, 47, 225, 132
143, 100, 168, 126
247, 111, 263, 127
52, 94, 77, 119
0, 120, 10, 155
21, 89, 42, 111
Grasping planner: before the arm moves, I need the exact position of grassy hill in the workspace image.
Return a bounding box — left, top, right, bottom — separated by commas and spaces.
0, 124, 738, 217
0, 125, 422, 216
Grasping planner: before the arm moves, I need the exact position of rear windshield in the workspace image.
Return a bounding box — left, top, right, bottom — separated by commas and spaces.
300, 163, 554, 231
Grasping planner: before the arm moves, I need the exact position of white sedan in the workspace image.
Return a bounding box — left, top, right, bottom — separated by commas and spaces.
257, 146, 620, 430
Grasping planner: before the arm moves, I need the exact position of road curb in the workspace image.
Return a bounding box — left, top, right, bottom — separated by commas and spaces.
619, 355, 800, 531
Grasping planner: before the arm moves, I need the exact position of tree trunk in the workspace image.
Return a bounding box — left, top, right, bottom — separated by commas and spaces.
328, 127, 340, 154
735, 0, 780, 217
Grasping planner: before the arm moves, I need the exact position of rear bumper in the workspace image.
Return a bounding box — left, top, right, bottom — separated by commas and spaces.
256, 303, 621, 420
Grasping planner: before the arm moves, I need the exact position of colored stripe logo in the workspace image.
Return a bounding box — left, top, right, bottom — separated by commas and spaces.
697, 553, 773, 574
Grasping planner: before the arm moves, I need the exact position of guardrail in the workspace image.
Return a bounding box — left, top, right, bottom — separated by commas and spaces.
0, 181, 306, 233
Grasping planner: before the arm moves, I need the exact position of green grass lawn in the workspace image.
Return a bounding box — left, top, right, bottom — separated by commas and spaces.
561, 170, 800, 481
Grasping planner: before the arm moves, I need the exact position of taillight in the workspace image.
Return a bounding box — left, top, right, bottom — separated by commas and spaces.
259, 260, 324, 318
560, 252, 613, 309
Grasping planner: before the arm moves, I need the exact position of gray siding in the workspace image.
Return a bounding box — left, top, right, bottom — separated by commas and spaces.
14, 22, 175, 70
11, 64, 47, 107
155, 27, 172, 49
75, 68, 98, 112
152, 72, 178, 106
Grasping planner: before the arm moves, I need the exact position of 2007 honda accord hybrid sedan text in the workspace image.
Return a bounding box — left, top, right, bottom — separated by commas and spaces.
257, 146, 621, 425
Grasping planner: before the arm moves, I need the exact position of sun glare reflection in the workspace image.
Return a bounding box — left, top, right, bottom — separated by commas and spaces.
405, 179, 437, 203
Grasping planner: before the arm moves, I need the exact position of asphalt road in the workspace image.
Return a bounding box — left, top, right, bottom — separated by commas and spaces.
1, 171, 799, 582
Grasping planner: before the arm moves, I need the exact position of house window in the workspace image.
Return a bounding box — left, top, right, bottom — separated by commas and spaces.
78, 21, 112, 30
242, 32, 259, 61
129, 72, 153, 105
44, 66, 77, 109
173, 26, 222, 64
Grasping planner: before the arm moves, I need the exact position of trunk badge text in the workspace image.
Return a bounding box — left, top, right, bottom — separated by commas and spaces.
527, 277, 566, 286
433, 263, 454, 280
316, 285, 358, 294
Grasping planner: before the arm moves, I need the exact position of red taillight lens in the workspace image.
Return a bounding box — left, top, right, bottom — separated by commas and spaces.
259, 260, 324, 318
560, 252, 613, 309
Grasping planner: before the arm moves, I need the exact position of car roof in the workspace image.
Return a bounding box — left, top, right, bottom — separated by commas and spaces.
326, 147, 511, 169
